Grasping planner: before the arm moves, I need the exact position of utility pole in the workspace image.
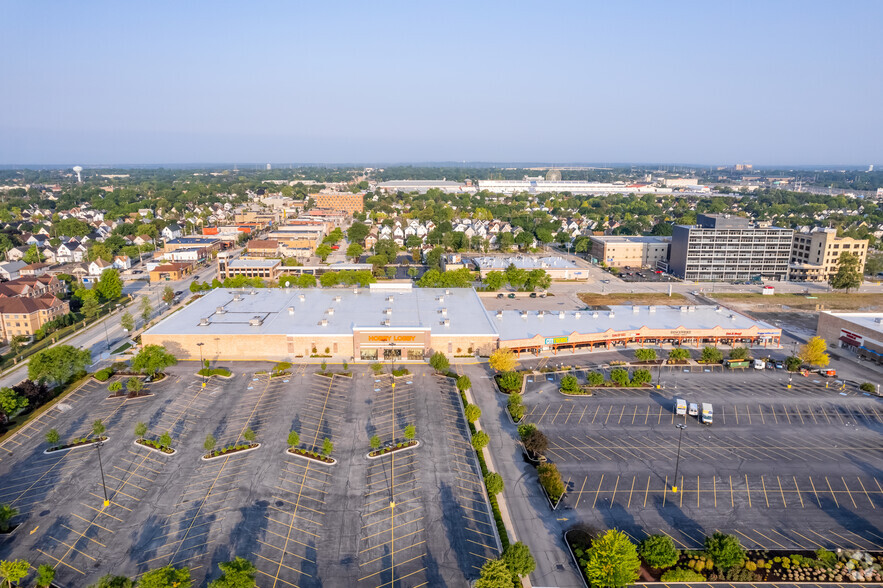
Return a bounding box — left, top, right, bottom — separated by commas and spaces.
96, 441, 109, 507
671, 424, 687, 493
197, 342, 206, 387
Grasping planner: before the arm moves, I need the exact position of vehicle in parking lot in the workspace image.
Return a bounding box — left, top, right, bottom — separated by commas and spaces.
774, 360, 784, 369
753, 359, 765, 370
175, 290, 183, 296
529, 292, 537, 298
701, 403, 713, 425
497, 293, 504, 299
507, 293, 516, 299
655, 270, 663, 274
688, 402, 699, 416
675, 398, 687, 415
818, 368, 837, 377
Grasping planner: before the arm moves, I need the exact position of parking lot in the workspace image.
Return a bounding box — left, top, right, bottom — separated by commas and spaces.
520, 368, 883, 552
0, 364, 499, 587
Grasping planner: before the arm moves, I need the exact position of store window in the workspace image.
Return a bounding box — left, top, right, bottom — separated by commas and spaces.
360, 349, 378, 361
407, 349, 424, 360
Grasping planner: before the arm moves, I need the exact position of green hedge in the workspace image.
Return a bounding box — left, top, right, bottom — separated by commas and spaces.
94, 367, 114, 382
198, 367, 231, 377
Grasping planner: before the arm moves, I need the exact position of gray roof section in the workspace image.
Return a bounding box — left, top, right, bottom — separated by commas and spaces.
823, 312, 883, 336
473, 255, 578, 271
145, 286, 498, 337
228, 259, 280, 268
491, 305, 779, 342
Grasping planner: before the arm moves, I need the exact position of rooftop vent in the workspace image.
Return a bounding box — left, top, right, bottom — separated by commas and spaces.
287, 306, 294, 315
326, 307, 334, 315
320, 318, 328, 326
440, 307, 448, 316
574, 311, 581, 319
648, 306, 656, 313
559, 311, 565, 319
609, 311, 615, 319
496, 311, 504, 319
199, 317, 210, 326
248, 317, 263, 326
215, 306, 226, 314
384, 308, 392, 315
299, 294, 305, 302
233, 294, 242, 302
442, 319, 450, 326
632, 305, 639, 313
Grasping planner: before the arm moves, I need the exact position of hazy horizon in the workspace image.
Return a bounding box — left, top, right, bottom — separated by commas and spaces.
2, 1, 881, 165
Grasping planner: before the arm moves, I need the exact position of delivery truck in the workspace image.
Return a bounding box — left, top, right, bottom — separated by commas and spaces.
701, 403, 713, 425
675, 398, 687, 415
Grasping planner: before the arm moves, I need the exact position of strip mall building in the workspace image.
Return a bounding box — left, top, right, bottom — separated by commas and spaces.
142, 284, 781, 361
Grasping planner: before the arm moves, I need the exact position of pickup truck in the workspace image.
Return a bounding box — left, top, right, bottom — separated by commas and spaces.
817, 368, 837, 377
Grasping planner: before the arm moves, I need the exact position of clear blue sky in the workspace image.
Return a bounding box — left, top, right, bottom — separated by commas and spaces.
1, 1, 881, 166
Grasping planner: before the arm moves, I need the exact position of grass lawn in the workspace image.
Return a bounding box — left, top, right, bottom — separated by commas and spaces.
707, 292, 883, 311
112, 342, 133, 354
577, 292, 688, 307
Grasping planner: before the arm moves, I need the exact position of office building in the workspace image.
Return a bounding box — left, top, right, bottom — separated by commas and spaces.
588, 236, 671, 268
788, 228, 868, 282
669, 214, 793, 281
315, 192, 364, 214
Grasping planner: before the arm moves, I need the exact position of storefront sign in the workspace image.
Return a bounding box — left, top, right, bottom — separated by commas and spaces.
367, 335, 417, 343
840, 329, 863, 346
544, 337, 569, 345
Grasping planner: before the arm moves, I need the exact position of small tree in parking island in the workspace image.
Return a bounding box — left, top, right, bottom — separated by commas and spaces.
522, 428, 548, 457
668, 348, 690, 361
371, 362, 383, 375
609, 368, 630, 386
159, 432, 172, 450
204, 434, 217, 453
403, 424, 416, 442
429, 351, 449, 373
560, 374, 579, 393
456, 374, 471, 392
630, 369, 652, 386
132, 344, 178, 378
139, 564, 191, 588
498, 371, 522, 393
207, 556, 257, 588
464, 403, 481, 423
92, 419, 106, 438
287, 430, 300, 449
728, 346, 750, 360
507, 393, 525, 420
36, 564, 56, 588
488, 347, 518, 373
471, 430, 489, 451
583, 529, 641, 588
638, 534, 680, 569
785, 355, 802, 371
0, 559, 30, 588
126, 377, 143, 395
475, 558, 513, 588
134, 422, 147, 442
700, 346, 723, 364
45, 428, 60, 448
502, 541, 536, 579
634, 348, 657, 362
322, 437, 333, 457
369, 434, 381, 451
798, 336, 830, 368
0, 504, 19, 532
242, 428, 256, 443
89, 574, 135, 587
109, 380, 123, 394
484, 472, 504, 495
537, 463, 565, 502
587, 371, 605, 386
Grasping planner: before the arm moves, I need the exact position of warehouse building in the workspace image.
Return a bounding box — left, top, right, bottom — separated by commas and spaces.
472, 255, 589, 280
142, 286, 781, 361
816, 311, 883, 366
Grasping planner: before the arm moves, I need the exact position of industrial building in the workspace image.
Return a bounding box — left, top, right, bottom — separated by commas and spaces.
788, 228, 868, 282
314, 192, 364, 214
816, 311, 883, 366
472, 255, 589, 280
217, 255, 373, 281
669, 214, 793, 281
588, 235, 671, 268
142, 285, 781, 361
477, 179, 672, 195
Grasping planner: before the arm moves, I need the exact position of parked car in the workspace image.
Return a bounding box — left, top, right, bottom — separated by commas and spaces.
774, 360, 784, 369
497, 293, 504, 299
507, 293, 516, 299
688, 402, 699, 416
529, 292, 537, 298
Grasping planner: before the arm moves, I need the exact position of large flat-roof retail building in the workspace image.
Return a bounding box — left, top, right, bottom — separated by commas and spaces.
472, 255, 589, 280
142, 286, 781, 361
816, 311, 883, 366
588, 236, 671, 268
669, 214, 793, 281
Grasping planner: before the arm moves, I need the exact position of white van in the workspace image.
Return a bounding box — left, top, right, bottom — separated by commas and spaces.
688, 402, 699, 416
675, 398, 687, 415
753, 359, 765, 370
701, 403, 713, 425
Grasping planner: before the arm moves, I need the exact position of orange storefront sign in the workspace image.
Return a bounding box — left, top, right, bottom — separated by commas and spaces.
367, 335, 416, 342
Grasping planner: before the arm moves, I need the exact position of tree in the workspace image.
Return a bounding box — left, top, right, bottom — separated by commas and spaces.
829, 251, 863, 293
28, 345, 91, 385
369, 435, 380, 451
634, 348, 657, 362
0, 504, 18, 532
583, 529, 641, 588
704, 531, 745, 572
560, 374, 580, 393
488, 348, 518, 372
403, 424, 416, 441
429, 351, 449, 373
798, 336, 829, 367
587, 371, 605, 386
126, 377, 143, 394
456, 374, 471, 392
92, 419, 106, 438
522, 428, 548, 456
0, 559, 30, 588
498, 371, 522, 394
347, 222, 370, 244
96, 269, 123, 300
464, 403, 481, 423
484, 472, 504, 495
140, 295, 153, 321
243, 428, 256, 443
162, 286, 175, 305
8, 335, 28, 356
471, 430, 489, 451
700, 346, 723, 363
82, 295, 101, 320
631, 369, 652, 386
204, 434, 216, 453
88, 574, 135, 588
132, 344, 178, 377
609, 368, 630, 386
287, 430, 300, 448
315, 244, 332, 261
159, 431, 172, 449
638, 534, 680, 569
121, 311, 135, 332
502, 541, 536, 578
138, 564, 192, 588
0, 388, 28, 421
36, 563, 56, 588
207, 556, 257, 588
134, 422, 147, 441
484, 271, 506, 291
346, 242, 363, 260
785, 355, 802, 371
668, 348, 690, 361
728, 346, 749, 360
23, 244, 43, 263
45, 428, 60, 447
474, 558, 512, 588
322, 437, 333, 456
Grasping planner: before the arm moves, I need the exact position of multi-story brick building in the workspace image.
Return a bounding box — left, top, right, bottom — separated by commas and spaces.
669, 214, 793, 281
788, 228, 868, 282
315, 192, 364, 214
588, 235, 671, 268
0, 295, 69, 342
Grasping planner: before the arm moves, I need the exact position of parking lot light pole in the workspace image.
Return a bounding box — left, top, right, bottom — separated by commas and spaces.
197, 342, 205, 387
671, 424, 687, 493
96, 441, 109, 507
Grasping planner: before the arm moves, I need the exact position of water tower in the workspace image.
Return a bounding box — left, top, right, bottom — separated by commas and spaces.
72, 166, 83, 183
545, 168, 562, 181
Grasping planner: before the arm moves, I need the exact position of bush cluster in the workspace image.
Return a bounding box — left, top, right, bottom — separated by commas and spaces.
94, 367, 114, 382
537, 463, 564, 502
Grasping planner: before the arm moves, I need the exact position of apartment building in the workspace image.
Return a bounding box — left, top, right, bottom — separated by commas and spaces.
315, 192, 364, 214
588, 236, 671, 268
788, 228, 868, 282
669, 214, 793, 281
0, 295, 70, 342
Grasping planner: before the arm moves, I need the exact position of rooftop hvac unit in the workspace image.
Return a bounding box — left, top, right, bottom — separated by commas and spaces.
496, 311, 503, 319
326, 308, 334, 315
287, 307, 294, 315
233, 294, 242, 301
648, 306, 656, 313
537, 310, 545, 317
875, 317, 883, 324
384, 308, 392, 315
216, 306, 226, 314
381, 319, 390, 326
559, 311, 565, 319
320, 318, 328, 326
729, 314, 736, 321
521, 311, 528, 319
386, 295, 394, 302
248, 317, 263, 326
440, 308, 447, 316
632, 305, 639, 313
199, 317, 210, 326
445, 289, 451, 295
592, 312, 599, 318
353, 288, 359, 294
574, 311, 581, 319
334, 295, 342, 302
436, 295, 445, 303
249, 290, 257, 295
442, 319, 450, 326
299, 294, 305, 301
689, 306, 696, 312
609, 311, 615, 319
680, 306, 688, 312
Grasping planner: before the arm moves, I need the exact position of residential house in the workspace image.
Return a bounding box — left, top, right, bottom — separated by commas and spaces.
162, 223, 182, 241
88, 258, 113, 276
20, 263, 50, 277
56, 240, 87, 263
6, 246, 27, 261
0, 261, 27, 281
113, 255, 132, 270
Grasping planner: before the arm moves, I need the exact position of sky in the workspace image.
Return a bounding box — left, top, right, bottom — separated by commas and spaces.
1, 1, 881, 166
